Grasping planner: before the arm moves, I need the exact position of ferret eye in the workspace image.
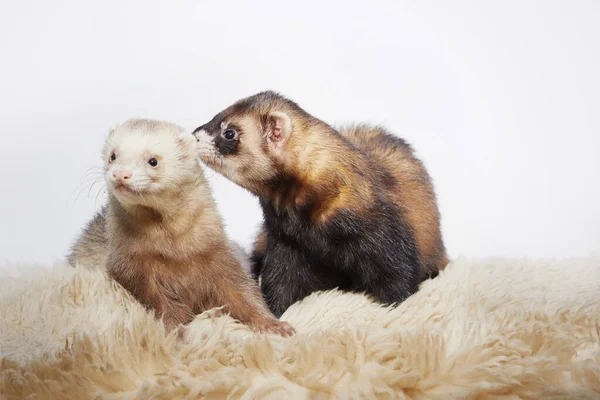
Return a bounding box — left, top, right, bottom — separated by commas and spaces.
110, 152, 116, 161
148, 158, 158, 167
223, 129, 236, 140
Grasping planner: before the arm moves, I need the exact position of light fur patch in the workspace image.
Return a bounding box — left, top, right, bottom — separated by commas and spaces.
194, 129, 221, 161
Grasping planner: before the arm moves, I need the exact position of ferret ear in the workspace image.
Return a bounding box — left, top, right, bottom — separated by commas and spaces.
265, 111, 292, 154
108, 123, 120, 137
176, 132, 197, 159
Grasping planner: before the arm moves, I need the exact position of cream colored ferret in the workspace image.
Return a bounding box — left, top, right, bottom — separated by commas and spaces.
69, 119, 294, 336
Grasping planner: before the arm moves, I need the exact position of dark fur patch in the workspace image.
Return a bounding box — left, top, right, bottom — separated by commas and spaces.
215, 134, 239, 155
259, 194, 421, 317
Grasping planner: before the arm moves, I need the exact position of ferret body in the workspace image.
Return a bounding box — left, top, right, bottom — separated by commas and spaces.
70, 118, 293, 335
193, 91, 448, 317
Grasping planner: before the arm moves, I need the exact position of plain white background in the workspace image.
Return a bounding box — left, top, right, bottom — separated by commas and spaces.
1, 0, 598, 264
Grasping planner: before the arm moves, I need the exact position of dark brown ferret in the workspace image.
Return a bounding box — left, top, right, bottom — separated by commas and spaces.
193, 91, 448, 317
82, 118, 294, 335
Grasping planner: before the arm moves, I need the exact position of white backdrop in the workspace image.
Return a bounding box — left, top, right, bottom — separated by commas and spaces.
1, 0, 599, 264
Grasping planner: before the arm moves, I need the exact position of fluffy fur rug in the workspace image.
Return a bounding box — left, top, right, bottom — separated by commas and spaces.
1, 256, 599, 399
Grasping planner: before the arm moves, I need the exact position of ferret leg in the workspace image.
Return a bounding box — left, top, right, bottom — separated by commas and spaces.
216, 278, 295, 337
243, 313, 295, 337
367, 271, 418, 307
155, 295, 196, 332
259, 241, 327, 317
260, 264, 320, 318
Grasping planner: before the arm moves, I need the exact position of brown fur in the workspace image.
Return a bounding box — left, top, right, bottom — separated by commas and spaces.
103, 120, 294, 336
340, 124, 448, 275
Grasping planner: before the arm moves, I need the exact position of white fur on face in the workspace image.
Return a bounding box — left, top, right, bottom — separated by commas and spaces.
193, 128, 245, 184
104, 121, 197, 205
193, 129, 222, 165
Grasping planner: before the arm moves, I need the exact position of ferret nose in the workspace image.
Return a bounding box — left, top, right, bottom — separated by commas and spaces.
192, 126, 207, 140
113, 170, 132, 182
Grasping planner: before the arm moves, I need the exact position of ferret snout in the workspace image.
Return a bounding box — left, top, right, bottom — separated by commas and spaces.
192, 128, 216, 149
192, 128, 208, 141
113, 169, 132, 182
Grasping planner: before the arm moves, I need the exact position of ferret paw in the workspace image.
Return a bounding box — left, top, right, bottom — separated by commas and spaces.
250, 319, 295, 337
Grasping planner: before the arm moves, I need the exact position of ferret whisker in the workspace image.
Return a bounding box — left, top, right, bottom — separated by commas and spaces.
81, 166, 103, 174
71, 175, 105, 206
199, 158, 224, 182
93, 185, 107, 210
79, 168, 104, 181
80, 172, 104, 181
200, 163, 219, 180
81, 166, 103, 176
87, 175, 105, 199
71, 173, 103, 192
70, 180, 97, 203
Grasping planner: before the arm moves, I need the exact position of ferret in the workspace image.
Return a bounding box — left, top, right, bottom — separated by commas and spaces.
69, 118, 294, 336
193, 91, 448, 317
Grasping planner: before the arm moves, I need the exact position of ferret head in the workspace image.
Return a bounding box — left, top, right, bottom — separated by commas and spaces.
103, 119, 200, 207
192, 91, 307, 192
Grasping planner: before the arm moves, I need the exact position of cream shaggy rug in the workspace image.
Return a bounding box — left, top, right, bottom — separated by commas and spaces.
1, 256, 599, 399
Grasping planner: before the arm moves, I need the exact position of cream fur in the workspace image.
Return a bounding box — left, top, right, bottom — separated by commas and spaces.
1, 256, 599, 399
